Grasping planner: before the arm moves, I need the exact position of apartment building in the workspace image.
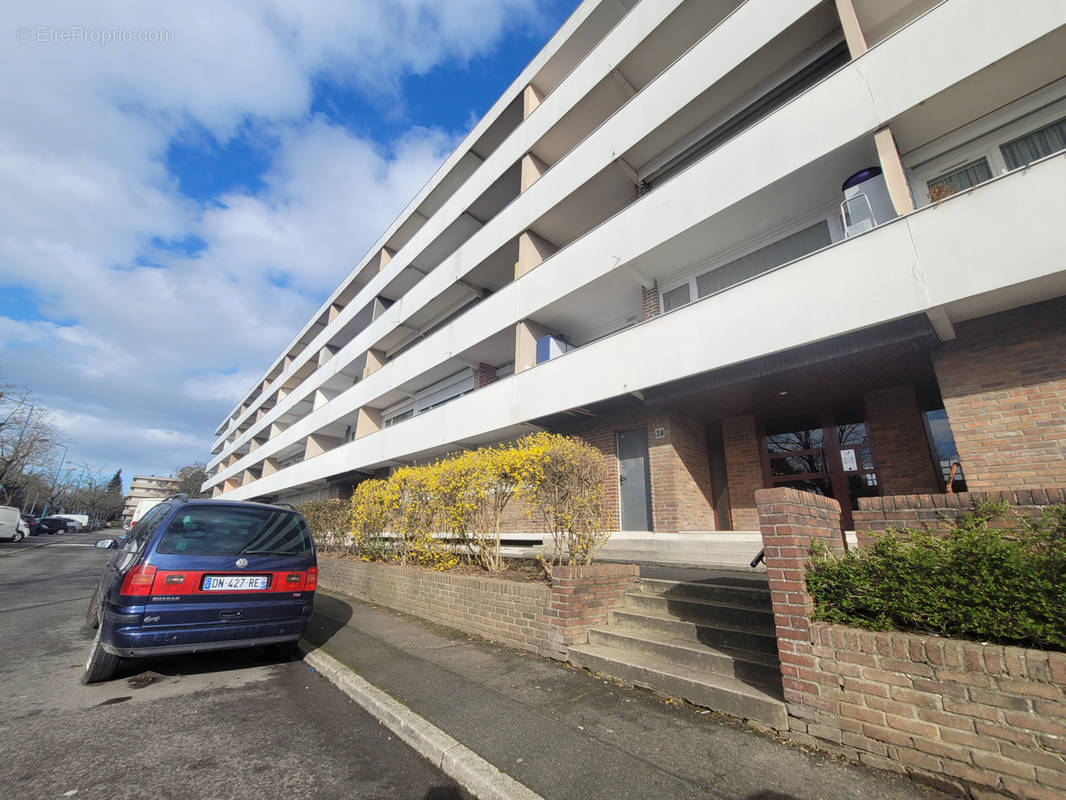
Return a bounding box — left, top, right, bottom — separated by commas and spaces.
204, 0, 1066, 554
122, 474, 181, 522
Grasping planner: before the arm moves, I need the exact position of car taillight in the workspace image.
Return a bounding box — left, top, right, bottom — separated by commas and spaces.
304, 566, 318, 591
120, 565, 157, 596
150, 571, 195, 594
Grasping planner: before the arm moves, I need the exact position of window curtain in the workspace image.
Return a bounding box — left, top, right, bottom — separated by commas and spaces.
695, 220, 831, 298
1001, 117, 1066, 170
926, 158, 993, 196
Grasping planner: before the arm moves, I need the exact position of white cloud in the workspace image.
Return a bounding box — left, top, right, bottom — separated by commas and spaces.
0, 0, 557, 475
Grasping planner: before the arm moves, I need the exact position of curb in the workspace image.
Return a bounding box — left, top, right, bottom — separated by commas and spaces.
300, 644, 544, 800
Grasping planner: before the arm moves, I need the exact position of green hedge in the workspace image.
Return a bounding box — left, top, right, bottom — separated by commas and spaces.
806, 502, 1066, 652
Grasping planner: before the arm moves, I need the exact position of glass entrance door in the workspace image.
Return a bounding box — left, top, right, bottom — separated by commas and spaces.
761, 404, 880, 529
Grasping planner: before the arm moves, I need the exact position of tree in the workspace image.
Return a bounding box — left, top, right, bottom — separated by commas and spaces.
175, 464, 209, 498
0, 387, 64, 504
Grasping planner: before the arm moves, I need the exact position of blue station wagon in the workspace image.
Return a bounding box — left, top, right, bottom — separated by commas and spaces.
84, 496, 317, 683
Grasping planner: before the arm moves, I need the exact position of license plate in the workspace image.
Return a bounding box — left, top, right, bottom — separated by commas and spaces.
202, 575, 269, 591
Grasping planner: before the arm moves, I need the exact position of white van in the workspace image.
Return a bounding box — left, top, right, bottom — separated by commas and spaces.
130, 499, 162, 528
0, 506, 30, 542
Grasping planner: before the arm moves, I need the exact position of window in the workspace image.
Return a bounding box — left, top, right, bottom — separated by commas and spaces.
906, 88, 1066, 205
662, 284, 690, 312
156, 506, 312, 556
383, 408, 414, 428
280, 454, 303, 469
926, 158, 993, 198
660, 219, 832, 312
1000, 115, 1066, 170
124, 504, 168, 553
382, 370, 475, 427
695, 221, 830, 298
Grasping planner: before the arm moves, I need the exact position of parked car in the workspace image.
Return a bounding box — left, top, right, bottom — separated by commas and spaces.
83, 496, 317, 683
20, 514, 38, 535
37, 516, 73, 535
0, 506, 30, 542
55, 513, 88, 532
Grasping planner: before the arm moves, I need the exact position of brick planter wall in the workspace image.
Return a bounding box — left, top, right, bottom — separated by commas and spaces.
317, 557, 637, 660
756, 488, 1066, 799
803, 623, 1066, 799
854, 488, 1066, 548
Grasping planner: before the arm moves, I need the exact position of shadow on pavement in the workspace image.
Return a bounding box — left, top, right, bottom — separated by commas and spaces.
114, 642, 301, 682
301, 592, 354, 651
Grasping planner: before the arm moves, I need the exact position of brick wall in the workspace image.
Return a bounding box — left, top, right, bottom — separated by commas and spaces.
724, 415, 763, 530
546, 563, 642, 658
551, 407, 716, 532
317, 557, 637, 661
863, 385, 940, 495
934, 297, 1066, 491
802, 623, 1066, 799
854, 488, 1066, 548
473, 362, 499, 389
641, 284, 661, 320
756, 487, 1066, 799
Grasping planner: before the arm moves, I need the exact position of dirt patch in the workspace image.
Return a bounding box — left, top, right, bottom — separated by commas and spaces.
127, 671, 165, 689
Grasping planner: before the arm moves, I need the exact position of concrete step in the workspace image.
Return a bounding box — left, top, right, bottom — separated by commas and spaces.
638, 577, 771, 607
608, 607, 780, 657
624, 592, 775, 630
587, 626, 782, 692
568, 643, 788, 730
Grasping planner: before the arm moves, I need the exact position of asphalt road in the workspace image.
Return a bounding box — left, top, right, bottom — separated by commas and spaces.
0, 532, 470, 800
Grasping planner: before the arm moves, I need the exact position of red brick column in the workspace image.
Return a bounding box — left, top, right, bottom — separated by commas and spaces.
548, 563, 639, 660
754, 488, 843, 715
863, 385, 939, 494
641, 283, 661, 320
724, 415, 763, 530
473, 362, 499, 389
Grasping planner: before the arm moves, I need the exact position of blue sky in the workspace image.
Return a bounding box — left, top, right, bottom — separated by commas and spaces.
0, 0, 579, 491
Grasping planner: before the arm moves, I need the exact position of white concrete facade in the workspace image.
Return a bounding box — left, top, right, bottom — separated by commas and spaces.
204, 0, 1066, 508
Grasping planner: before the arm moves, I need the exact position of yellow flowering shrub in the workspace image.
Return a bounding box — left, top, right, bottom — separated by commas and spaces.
349, 478, 393, 561
345, 432, 610, 571
519, 432, 610, 567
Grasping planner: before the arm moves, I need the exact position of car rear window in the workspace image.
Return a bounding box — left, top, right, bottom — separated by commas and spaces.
155, 506, 312, 556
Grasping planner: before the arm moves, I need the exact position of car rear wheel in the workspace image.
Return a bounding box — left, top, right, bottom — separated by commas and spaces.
86, 588, 101, 629
82, 626, 120, 683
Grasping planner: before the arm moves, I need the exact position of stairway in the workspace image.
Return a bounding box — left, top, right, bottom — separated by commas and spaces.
568, 570, 787, 730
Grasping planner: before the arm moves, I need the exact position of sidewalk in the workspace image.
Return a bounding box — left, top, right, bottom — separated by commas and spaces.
303, 589, 951, 800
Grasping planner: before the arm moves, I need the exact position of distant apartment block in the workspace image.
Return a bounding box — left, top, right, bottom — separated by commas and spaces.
122, 475, 181, 521
204, 0, 1066, 554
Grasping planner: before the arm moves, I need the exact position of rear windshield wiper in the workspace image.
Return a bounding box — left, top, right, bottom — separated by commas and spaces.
238, 548, 302, 556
